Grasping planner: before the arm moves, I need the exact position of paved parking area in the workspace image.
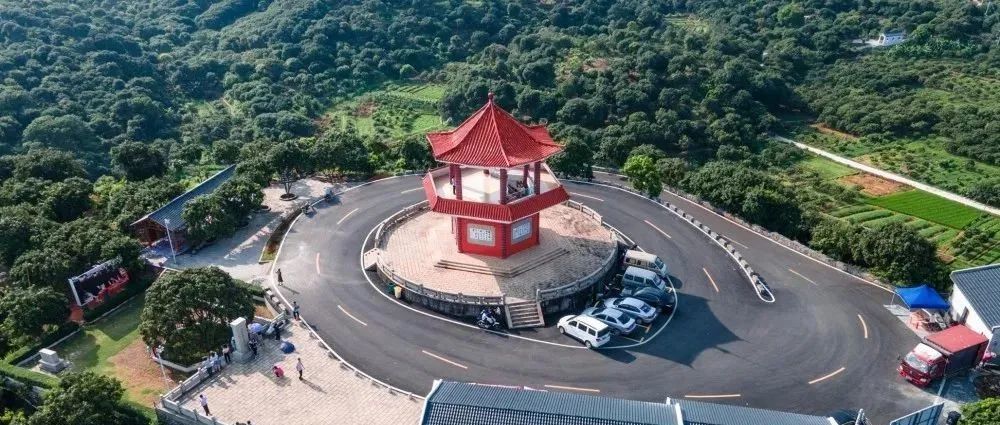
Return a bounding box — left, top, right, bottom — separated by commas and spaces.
176, 321, 422, 425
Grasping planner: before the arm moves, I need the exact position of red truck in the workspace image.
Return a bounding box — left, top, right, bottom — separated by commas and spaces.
899, 324, 989, 387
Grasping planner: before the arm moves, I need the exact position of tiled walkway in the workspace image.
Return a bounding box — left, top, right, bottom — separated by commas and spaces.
177, 322, 422, 425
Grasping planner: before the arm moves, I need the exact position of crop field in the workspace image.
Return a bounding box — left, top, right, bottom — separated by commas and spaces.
799, 156, 857, 180
865, 190, 983, 229
664, 14, 709, 32
324, 83, 446, 137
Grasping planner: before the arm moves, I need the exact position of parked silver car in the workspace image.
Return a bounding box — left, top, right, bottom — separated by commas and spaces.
582, 307, 637, 335
602, 297, 658, 324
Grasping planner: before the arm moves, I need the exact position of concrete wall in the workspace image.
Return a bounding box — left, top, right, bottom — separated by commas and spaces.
950, 286, 995, 350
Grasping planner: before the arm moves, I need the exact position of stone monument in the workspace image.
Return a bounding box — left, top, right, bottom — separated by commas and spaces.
230, 317, 251, 363
38, 348, 68, 373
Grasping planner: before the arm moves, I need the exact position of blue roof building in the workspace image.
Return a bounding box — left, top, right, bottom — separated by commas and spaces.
420, 381, 838, 425
130, 165, 236, 251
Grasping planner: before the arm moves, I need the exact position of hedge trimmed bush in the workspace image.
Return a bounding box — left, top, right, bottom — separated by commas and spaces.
0, 361, 59, 389
2, 322, 81, 365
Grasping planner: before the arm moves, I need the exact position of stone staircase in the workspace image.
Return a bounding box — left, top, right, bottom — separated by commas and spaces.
505, 298, 545, 329
434, 248, 566, 277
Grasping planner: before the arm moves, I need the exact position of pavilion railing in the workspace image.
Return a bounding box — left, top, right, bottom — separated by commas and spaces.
534, 200, 620, 302
373, 201, 506, 307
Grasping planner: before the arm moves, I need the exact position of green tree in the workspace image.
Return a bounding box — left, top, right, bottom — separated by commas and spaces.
776, 3, 805, 27
44, 177, 93, 222
655, 158, 687, 188
966, 179, 999, 208
103, 178, 184, 232
215, 176, 263, 225
28, 372, 148, 425
311, 132, 371, 177
0, 205, 55, 267
960, 398, 1000, 425
622, 155, 662, 197
855, 222, 939, 284
7, 149, 87, 182
0, 286, 68, 341
139, 267, 253, 364
182, 194, 236, 245
267, 140, 310, 196
8, 249, 74, 291
808, 219, 858, 263
20, 115, 99, 152
549, 137, 594, 178
110, 141, 167, 181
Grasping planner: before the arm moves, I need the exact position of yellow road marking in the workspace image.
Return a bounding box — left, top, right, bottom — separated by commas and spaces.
336, 208, 359, 225
788, 268, 819, 286
401, 187, 422, 194
857, 314, 869, 339
644, 220, 672, 239
808, 367, 846, 384
569, 192, 604, 202
684, 393, 741, 399
702, 268, 720, 292
421, 350, 468, 369
544, 384, 600, 393
337, 305, 368, 327
618, 335, 644, 343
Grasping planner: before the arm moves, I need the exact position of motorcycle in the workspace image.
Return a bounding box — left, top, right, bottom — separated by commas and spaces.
476, 309, 503, 330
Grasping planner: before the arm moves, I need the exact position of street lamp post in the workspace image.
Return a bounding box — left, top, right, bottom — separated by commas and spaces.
164, 219, 177, 264
155, 345, 169, 388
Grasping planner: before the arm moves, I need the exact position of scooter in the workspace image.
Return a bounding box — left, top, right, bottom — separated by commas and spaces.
476, 310, 502, 330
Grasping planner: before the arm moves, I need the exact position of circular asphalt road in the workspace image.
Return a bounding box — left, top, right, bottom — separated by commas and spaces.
273, 174, 939, 423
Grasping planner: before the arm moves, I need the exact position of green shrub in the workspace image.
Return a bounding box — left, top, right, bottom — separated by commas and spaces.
0, 361, 59, 389
2, 322, 80, 365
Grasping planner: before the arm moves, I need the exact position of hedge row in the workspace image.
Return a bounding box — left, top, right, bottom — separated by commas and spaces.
2, 322, 81, 366
0, 361, 58, 389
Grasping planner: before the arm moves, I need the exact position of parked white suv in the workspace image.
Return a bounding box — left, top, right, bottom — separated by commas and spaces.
557, 315, 611, 348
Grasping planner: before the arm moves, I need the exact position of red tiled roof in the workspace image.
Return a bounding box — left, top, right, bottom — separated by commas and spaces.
427, 94, 563, 168
422, 174, 570, 222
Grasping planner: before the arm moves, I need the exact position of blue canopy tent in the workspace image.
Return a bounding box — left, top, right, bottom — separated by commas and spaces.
892, 284, 949, 310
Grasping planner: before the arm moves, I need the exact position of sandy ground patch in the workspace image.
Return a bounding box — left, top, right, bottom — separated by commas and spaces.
839, 173, 908, 196
810, 123, 859, 140
108, 340, 186, 407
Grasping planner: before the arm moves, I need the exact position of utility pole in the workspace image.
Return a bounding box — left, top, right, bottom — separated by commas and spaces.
164, 219, 177, 264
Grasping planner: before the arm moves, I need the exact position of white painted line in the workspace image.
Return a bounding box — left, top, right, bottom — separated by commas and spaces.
935, 376, 947, 402
857, 314, 869, 339
788, 268, 819, 286
590, 172, 895, 295
808, 367, 846, 384
544, 384, 600, 393
702, 268, 720, 293
401, 187, 422, 194
336, 208, 360, 225
644, 220, 672, 239
337, 305, 368, 327
422, 350, 468, 369
618, 336, 643, 343
725, 238, 748, 249
569, 192, 604, 202
684, 393, 741, 399
315, 252, 322, 275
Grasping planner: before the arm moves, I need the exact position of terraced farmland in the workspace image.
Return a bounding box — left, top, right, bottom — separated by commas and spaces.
865, 190, 982, 229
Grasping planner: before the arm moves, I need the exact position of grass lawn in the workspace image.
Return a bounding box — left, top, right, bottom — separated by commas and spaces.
800, 156, 857, 180
53, 295, 183, 411
865, 190, 984, 229
323, 83, 446, 138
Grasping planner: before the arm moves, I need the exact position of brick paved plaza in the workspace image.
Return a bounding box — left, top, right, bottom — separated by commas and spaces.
381, 204, 616, 299
177, 321, 422, 425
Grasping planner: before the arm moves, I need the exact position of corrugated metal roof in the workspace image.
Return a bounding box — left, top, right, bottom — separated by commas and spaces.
130, 165, 237, 231
924, 324, 988, 354
422, 381, 679, 425
951, 264, 1000, 329
427, 94, 563, 168
677, 400, 834, 425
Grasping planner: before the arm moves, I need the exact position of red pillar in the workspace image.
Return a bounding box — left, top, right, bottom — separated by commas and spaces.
499, 169, 508, 204
533, 162, 541, 194
451, 164, 462, 200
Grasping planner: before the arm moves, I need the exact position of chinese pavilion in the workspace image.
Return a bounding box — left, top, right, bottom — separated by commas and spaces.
422, 93, 570, 258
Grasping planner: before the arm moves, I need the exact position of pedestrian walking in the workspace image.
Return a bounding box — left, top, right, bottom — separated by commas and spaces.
276, 268, 283, 286
199, 394, 210, 415
209, 352, 219, 373
249, 339, 258, 358
292, 301, 300, 320
274, 321, 282, 341
295, 358, 304, 380
222, 344, 231, 364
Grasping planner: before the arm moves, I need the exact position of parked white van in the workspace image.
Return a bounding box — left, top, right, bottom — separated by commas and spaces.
621, 266, 668, 292
557, 315, 611, 348
623, 250, 669, 279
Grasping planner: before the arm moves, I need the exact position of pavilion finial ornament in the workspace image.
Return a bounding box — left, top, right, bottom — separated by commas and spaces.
487, 91, 495, 102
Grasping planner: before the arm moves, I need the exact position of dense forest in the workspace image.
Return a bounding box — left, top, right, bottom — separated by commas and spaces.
0, 0, 998, 420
